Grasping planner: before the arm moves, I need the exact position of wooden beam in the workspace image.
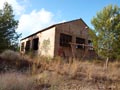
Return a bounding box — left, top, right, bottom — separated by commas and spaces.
69, 42, 93, 47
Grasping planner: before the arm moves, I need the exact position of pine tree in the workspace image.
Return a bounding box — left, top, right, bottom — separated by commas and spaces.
91, 5, 120, 60
0, 2, 21, 52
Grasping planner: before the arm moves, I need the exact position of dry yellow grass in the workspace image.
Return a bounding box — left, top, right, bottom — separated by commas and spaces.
0, 72, 35, 90
25, 56, 119, 90
0, 50, 120, 90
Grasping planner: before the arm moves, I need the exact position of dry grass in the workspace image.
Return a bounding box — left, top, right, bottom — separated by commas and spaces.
0, 50, 120, 90
0, 50, 32, 72
28, 57, 120, 90
0, 72, 35, 90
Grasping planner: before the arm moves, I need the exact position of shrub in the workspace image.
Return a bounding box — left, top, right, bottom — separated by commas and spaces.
0, 50, 21, 61
0, 50, 32, 72
0, 72, 35, 90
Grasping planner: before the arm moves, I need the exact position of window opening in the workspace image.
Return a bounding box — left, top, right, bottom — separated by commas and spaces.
60, 33, 72, 47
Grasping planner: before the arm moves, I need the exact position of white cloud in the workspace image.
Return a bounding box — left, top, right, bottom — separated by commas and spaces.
0, 0, 64, 39
17, 8, 55, 38
0, 0, 26, 15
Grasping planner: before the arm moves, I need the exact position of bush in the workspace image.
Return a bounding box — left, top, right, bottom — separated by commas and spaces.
0, 50, 32, 72
0, 50, 22, 61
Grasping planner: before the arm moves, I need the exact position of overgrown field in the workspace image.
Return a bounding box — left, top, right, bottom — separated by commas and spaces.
0, 50, 120, 90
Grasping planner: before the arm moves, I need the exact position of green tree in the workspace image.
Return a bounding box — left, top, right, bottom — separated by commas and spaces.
0, 2, 21, 52
91, 5, 120, 60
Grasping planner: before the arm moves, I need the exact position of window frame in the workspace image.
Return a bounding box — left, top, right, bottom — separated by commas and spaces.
60, 33, 72, 47
32, 38, 39, 50
88, 40, 93, 50
21, 42, 24, 51
76, 37, 85, 49
25, 40, 31, 51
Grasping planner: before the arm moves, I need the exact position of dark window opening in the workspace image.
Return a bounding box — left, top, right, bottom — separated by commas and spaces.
88, 40, 93, 50
25, 40, 30, 51
60, 33, 72, 47
21, 42, 24, 51
88, 40, 92, 44
32, 38, 39, 50
76, 37, 85, 49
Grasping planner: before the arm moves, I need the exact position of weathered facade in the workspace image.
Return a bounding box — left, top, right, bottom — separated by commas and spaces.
20, 19, 95, 58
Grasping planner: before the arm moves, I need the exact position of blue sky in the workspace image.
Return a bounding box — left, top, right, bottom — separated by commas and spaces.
0, 0, 120, 39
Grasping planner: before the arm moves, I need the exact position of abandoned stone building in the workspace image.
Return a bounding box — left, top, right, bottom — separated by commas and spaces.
20, 19, 95, 59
